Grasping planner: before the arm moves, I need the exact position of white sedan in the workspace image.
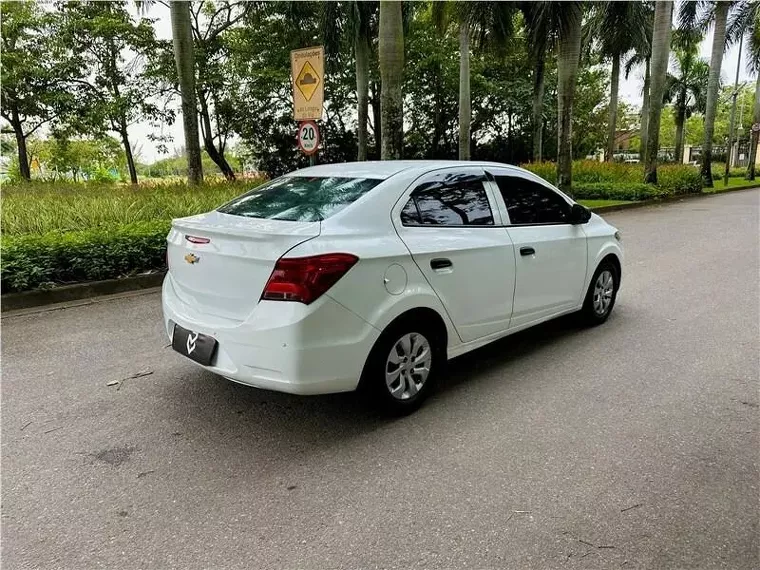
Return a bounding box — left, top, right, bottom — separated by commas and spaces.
162, 161, 623, 414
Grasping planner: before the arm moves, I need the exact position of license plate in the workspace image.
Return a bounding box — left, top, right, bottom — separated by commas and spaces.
172, 324, 218, 366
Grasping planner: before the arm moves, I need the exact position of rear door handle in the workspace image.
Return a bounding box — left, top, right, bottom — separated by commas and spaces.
430, 258, 452, 270
520, 247, 535, 256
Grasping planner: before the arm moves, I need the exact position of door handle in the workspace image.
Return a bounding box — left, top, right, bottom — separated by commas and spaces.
430, 258, 452, 270
520, 246, 536, 256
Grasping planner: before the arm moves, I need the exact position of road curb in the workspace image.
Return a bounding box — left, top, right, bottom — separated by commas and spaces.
1, 271, 166, 313
590, 184, 759, 213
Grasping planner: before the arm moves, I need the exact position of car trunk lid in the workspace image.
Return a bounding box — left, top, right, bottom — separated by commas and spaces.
167, 211, 320, 320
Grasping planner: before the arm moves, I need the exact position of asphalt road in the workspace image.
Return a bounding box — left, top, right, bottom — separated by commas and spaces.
2, 190, 759, 569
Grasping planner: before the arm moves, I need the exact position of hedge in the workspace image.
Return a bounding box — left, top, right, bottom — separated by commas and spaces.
522, 160, 703, 196
1, 221, 169, 293
572, 183, 669, 201
657, 165, 703, 195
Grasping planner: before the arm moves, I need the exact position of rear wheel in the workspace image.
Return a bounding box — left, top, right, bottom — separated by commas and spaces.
360, 321, 443, 415
580, 261, 619, 325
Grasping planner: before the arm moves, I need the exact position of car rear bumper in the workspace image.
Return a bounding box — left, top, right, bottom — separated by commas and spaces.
161, 273, 380, 395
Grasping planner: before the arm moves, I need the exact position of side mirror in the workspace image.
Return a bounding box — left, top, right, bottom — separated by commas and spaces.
570, 203, 592, 225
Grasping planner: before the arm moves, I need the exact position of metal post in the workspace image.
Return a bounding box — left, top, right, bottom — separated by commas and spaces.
724, 35, 743, 186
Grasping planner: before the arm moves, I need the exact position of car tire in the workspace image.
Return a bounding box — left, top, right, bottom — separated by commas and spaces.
359, 318, 443, 415
580, 261, 619, 326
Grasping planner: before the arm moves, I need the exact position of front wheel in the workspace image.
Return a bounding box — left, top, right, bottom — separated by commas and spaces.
580, 262, 619, 325
360, 322, 442, 415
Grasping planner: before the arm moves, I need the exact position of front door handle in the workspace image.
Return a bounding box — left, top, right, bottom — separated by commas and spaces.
430, 258, 452, 270
520, 246, 536, 256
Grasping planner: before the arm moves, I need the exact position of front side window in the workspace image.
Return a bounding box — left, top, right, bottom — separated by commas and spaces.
492, 175, 570, 225
401, 176, 494, 226
218, 176, 382, 222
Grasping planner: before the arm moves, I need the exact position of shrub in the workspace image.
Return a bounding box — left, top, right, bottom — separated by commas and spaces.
711, 164, 748, 180
657, 165, 703, 195
1, 221, 170, 292
572, 183, 670, 201
1, 179, 262, 236
522, 160, 703, 196
522, 160, 642, 185
521, 161, 557, 184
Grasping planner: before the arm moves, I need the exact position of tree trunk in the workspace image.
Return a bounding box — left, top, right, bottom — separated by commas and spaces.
10, 108, 30, 181
605, 52, 621, 162
371, 81, 381, 159
170, 0, 203, 185
746, 72, 760, 180
674, 93, 687, 164
639, 57, 651, 162
198, 92, 235, 180
532, 49, 546, 162
458, 21, 471, 161
119, 122, 138, 184
556, 10, 583, 195
379, 0, 404, 160
644, 1, 673, 185
700, 1, 729, 188
355, 31, 370, 161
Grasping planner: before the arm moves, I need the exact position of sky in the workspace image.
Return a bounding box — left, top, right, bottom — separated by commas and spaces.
130, 6, 757, 163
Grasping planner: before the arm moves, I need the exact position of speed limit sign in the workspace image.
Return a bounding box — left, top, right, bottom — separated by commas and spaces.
297, 120, 320, 155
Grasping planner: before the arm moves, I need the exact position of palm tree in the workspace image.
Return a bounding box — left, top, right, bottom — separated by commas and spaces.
322, 2, 378, 161
665, 45, 709, 162
432, 1, 515, 160
595, 1, 650, 161
727, 1, 760, 179
644, 0, 674, 184
624, 5, 654, 162
379, 0, 403, 159
551, 2, 584, 193
680, 1, 733, 188
169, 0, 202, 184
520, 2, 551, 162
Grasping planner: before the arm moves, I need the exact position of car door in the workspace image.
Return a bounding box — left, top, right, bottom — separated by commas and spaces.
486, 169, 588, 329
393, 167, 516, 343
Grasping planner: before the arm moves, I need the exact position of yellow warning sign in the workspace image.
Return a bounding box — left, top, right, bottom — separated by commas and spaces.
291, 46, 324, 121
296, 61, 320, 101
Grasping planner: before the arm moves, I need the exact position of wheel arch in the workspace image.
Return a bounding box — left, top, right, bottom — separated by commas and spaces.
357, 306, 449, 392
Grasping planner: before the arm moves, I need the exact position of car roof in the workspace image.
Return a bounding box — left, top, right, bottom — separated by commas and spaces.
287, 160, 531, 181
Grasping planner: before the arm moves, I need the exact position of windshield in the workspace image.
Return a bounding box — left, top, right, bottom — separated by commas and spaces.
217, 176, 383, 222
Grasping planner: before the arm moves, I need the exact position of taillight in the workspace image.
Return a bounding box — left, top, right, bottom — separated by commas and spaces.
185, 235, 211, 244
262, 253, 359, 304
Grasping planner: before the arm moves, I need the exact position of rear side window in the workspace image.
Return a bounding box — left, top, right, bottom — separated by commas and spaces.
401, 177, 494, 226
492, 175, 570, 225
218, 176, 382, 222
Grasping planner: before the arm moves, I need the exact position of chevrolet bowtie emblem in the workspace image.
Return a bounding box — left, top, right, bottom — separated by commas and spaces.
184, 253, 200, 264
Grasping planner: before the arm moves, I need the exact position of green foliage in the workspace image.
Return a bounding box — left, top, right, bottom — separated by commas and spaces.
1, 178, 267, 292
657, 164, 703, 194
522, 160, 642, 184
573, 182, 668, 201
1, 221, 170, 292
523, 160, 704, 195
1, 180, 261, 235
711, 164, 748, 180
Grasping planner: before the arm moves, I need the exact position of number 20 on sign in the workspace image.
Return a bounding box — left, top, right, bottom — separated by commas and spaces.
297, 121, 320, 156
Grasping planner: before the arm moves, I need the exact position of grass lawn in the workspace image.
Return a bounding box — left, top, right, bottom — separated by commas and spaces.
706, 176, 760, 193
578, 199, 633, 209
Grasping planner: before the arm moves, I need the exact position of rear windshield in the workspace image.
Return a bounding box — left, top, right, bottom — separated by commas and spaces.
217, 176, 382, 222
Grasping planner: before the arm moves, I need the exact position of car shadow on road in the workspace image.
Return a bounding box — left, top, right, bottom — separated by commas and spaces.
439, 314, 585, 393
160, 312, 597, 460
